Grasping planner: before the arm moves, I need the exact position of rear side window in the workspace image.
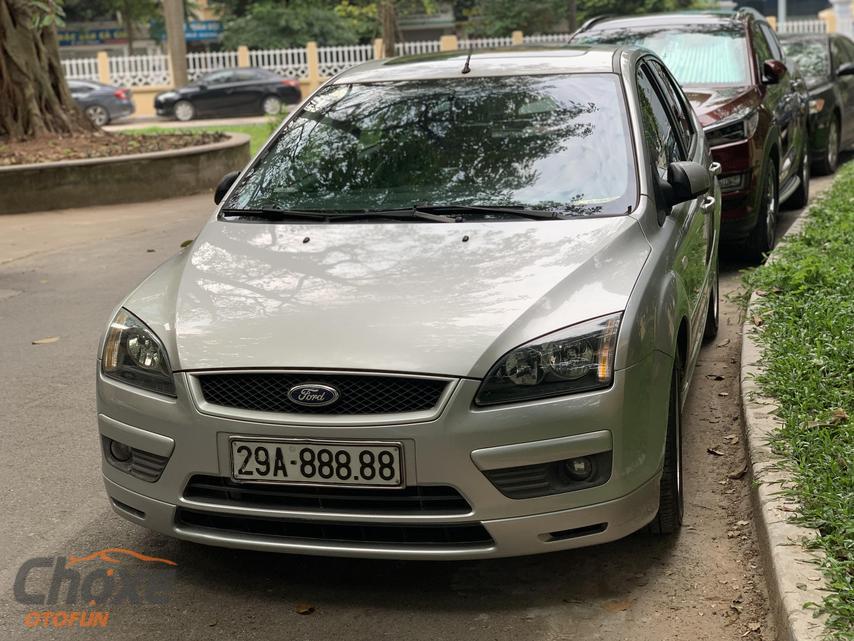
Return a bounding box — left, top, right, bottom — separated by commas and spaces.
636, 66, 684, 179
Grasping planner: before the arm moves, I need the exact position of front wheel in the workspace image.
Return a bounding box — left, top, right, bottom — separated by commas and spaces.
262, 95, 282, 116
648, 358, 684, 535
746, 159, 778, 263
173, 100, 195, 122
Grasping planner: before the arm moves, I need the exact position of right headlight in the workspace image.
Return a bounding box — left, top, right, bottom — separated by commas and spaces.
474, 313, 622, 406
101, 308, 175, 396
705, 110, 759, 147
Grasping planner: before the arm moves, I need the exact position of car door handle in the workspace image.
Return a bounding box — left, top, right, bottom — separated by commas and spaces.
709, 162, 722, 176
701, 195, 716, 212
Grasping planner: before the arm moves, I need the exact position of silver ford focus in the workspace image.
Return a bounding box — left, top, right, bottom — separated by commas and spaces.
97, 45, 721, 559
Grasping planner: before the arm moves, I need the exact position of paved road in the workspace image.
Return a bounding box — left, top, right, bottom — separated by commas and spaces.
0, 171, 838, 641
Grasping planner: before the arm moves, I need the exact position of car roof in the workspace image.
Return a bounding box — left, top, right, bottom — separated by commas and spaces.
580, 10, 758, 32
331, 46, 622, 84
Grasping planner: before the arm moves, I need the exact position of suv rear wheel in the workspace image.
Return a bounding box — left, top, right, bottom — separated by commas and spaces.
786, 143, 810, 210
747, 158, 778, 263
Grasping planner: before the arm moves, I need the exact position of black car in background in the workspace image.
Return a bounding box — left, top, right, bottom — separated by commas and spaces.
781, 33, 854, 174
68, 80, 135, 126
571, 9, 810, 260
154, 67, 302, 121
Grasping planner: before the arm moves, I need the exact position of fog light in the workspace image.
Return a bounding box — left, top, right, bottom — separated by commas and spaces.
109, 439, 132, 462
565, 456, 593, 481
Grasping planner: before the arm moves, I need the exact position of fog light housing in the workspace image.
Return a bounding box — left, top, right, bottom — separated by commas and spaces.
109, 439, 132, 462
565, 456, 594, 481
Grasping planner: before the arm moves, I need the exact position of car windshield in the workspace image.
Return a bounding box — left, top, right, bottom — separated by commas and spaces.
782, 40, 829, 81
576, 25, 752, 86
223, 74, 636, 218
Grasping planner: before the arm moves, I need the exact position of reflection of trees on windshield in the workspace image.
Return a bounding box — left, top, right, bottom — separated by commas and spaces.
227, 75, 635, 216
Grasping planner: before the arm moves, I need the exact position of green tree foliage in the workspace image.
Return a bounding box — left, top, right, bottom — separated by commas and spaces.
470, 0, 695, 35
221, 0, 360, 48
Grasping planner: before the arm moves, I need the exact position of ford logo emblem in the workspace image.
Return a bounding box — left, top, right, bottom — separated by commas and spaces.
287, 383, 340, 407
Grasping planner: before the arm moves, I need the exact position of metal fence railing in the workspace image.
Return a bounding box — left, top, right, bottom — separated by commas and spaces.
776, 18, 827, 34
249, 47, 309, 79
187, 50, 239, 81
108, 54, 171, 86
61, 57, 100, 82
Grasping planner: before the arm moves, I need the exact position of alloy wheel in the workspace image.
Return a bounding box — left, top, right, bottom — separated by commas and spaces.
85, 105, 109, 127
174, 101, 194, 122
262, 96, 282, 116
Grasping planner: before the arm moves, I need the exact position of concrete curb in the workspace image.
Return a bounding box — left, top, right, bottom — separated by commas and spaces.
0, 132, 250, 215
740, 212, 829, 641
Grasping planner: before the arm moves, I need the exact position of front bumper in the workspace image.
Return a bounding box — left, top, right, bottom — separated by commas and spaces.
97, 351, 670, 559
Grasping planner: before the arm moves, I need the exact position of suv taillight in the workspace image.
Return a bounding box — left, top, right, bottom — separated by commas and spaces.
114, 88, 128, 100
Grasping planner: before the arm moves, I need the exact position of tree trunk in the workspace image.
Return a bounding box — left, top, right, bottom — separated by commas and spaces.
0, 0, 94, 140
380, 0, 398, 58
567, 0, 577, 32
124, 0, 135, 54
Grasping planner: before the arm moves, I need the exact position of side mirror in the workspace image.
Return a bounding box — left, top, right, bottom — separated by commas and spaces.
659, 161, 711, 210
762, 59, 787, 84
837, 61, 854, 77
214, 171, 240, 205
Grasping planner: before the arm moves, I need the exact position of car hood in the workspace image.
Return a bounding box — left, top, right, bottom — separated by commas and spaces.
130, 217, 650, 379
683, 85, 758, 128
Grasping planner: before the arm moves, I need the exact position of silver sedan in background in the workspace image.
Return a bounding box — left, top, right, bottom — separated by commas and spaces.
96, 45, 720, 559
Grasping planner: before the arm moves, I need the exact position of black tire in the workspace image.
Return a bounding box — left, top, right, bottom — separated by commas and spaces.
174, 100, 195, 122
648, 358, 684, 535
786, 142, 810, 210
746, 158, 778, 263
814, 115, 840, 176
703, 258, 719, 342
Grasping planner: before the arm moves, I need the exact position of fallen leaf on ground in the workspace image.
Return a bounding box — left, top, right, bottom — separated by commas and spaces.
32, 336, 59, 345
602, 598, 633, 612
748, 622, 761, 632
753, 289, 767, 297
706, 374, 726, 381
830, 408, 848, 424
146, 248, 156, 253
180, 239, 194, 248
728, 466, 748, 480
295, 603, 315, 615
717, 339, 731, 347
719, 392, 730, 397
707, 448, 725, 457
751, 315, 763, 327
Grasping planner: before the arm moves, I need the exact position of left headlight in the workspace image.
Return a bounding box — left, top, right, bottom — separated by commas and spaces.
101, 308, 176, 396
474, 313, 622, 406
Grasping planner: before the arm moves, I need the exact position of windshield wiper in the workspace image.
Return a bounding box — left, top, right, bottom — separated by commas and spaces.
219, 207, 453, 223
412, 204, 570, 220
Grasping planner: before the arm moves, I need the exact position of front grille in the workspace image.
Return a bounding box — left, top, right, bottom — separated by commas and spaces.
184, 475, 472, 515
197, 372, 448, 415
175, 508, 493, 547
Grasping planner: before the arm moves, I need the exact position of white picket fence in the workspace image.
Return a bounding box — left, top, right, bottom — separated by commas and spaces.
395, 40, 442, 56
523, 33, 571, 44
249, 47, 309, 79
459, 36, 513, 50
61, 57, 100, 82
777, 18, 827, 34
109, 54, 170, 86
317, 44, 374, 77
187, 50, 239, 80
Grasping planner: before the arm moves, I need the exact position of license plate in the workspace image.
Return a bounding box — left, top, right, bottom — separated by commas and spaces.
230, 439, 403, 487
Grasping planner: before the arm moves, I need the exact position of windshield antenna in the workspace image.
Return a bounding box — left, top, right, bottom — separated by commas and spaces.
461, 47, 473, 74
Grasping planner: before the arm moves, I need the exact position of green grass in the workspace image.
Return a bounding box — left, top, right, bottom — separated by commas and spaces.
122, 113, 285, 155
743, 163, 854, 640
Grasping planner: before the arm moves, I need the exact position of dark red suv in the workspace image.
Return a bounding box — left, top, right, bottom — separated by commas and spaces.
571, 9, 810, 260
